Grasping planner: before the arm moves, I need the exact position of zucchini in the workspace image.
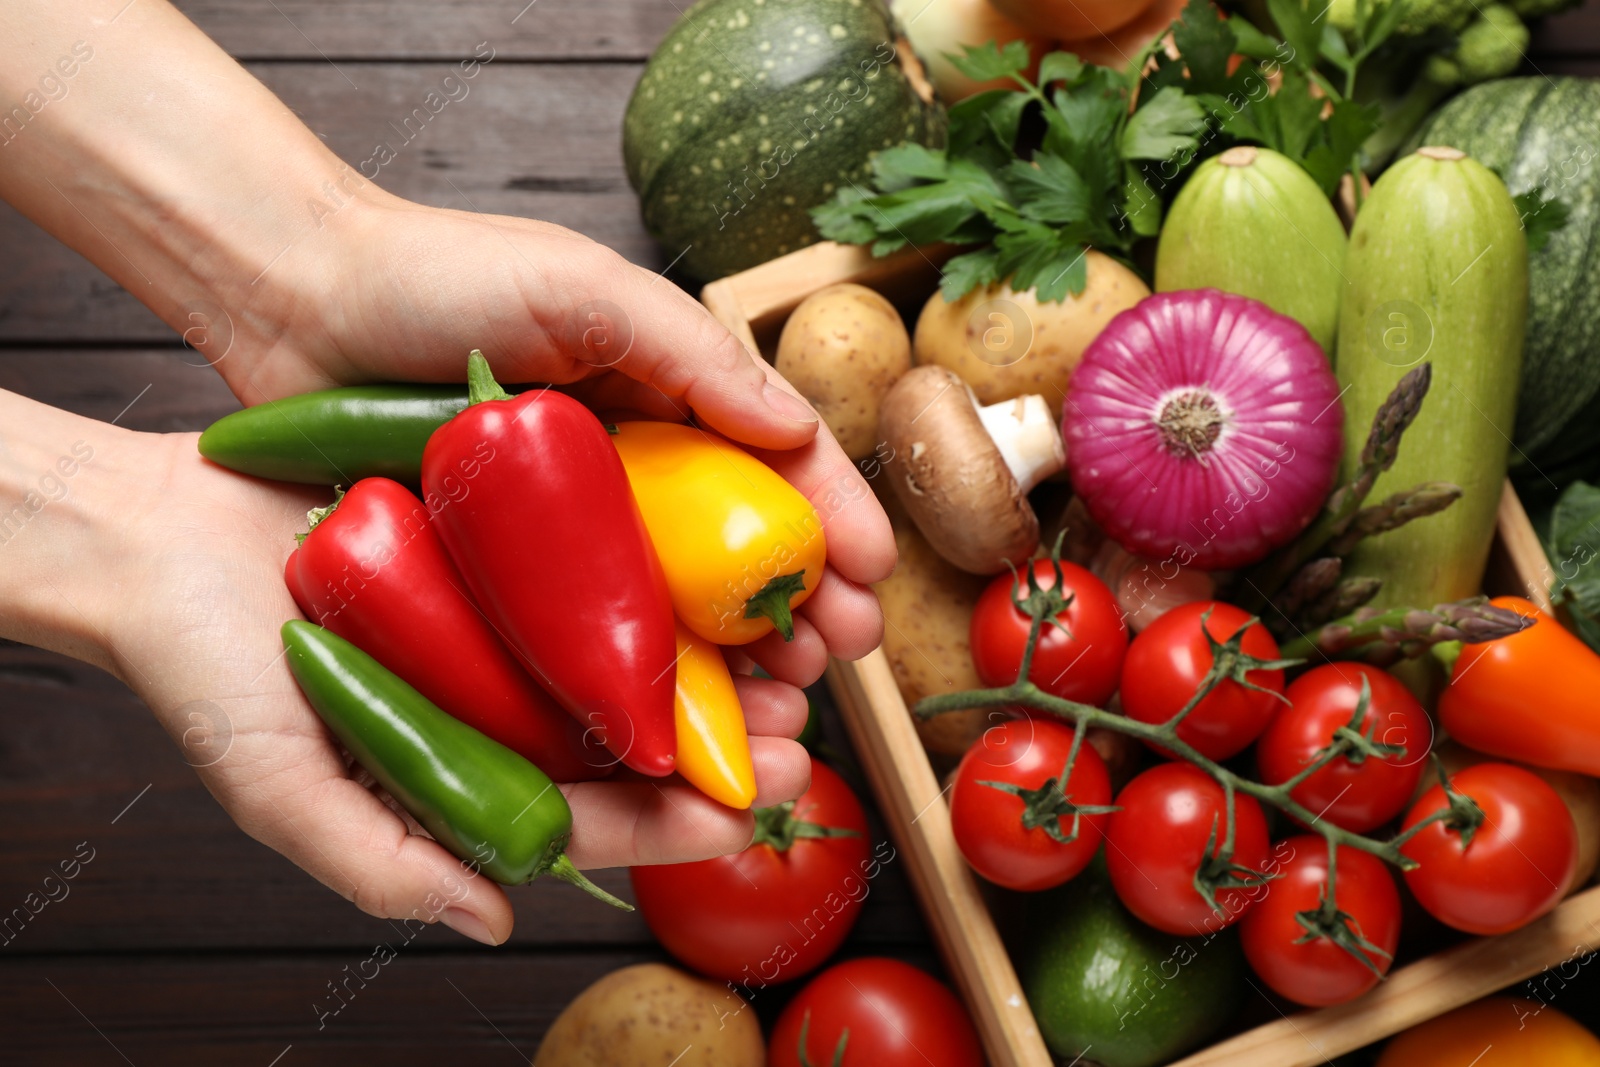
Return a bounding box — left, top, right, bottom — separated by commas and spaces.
1156, 146, 1347, 355
1336, 146, 1528, 609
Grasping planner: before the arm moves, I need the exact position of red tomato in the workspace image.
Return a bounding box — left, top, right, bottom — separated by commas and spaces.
629, 759, 874, 983
970, 559, 1128, 707
1400, 763, 1578, 936
768, 957, 984, 1067
1119, 601, 1285, 760
950, 718, 1111, 891
1240, 836, 1401, 1007
1256, 664, 1432, 833
1104, 762, 1272, 935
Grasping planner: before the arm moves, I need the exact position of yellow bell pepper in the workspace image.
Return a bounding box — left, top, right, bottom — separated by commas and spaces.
673, 621, 756, 809
612, 421, 826, 646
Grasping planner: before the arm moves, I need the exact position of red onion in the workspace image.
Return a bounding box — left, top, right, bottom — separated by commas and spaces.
1062, 289, 1343, 571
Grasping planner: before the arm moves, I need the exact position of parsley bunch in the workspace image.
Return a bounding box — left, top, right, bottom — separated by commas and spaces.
812, 0, 1403, 303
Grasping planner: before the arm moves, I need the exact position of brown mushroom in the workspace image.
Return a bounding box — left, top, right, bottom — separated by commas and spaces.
878, 365, 1066, 575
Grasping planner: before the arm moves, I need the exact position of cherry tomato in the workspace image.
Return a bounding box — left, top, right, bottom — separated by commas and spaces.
1400, 763, 1578, 936
1104, 762, 1271, 935
970, 559, 1128, 707
1239, 835, 1401, 1007
1256, 663, 1432, 833
1119, 600, 1285, 760
629, 758, 873, 983
950, 718, 1111, 891
768, 957, 985, 1067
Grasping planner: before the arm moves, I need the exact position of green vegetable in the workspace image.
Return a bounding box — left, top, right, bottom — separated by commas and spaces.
281, 621, 627, 906
1410, 77, 1600, 467
1547, 480, 1600, 655
1156, 145, 1347, 353
1022, 857, 1244, 1067
1335, 146, 1527, 610
621, 0, 945, 281
198, 385, 468, 485
816, 41, 1190, 302
1336, 1, 1533, 167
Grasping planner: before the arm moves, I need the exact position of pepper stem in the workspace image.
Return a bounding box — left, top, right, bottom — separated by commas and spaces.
545, 853, 633, 910
298, 486, 347, 543
467, 350, 513, 405
745, 571, 807, 642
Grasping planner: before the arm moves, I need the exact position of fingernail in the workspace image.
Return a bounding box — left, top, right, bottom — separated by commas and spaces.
763, 382, 818, 424
441, 906, 498, 946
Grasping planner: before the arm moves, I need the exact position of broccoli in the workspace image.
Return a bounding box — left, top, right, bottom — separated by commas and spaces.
1339, 1, 1535, 167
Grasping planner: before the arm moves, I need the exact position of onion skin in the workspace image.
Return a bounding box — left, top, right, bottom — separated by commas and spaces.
1063, 290, 1343, 571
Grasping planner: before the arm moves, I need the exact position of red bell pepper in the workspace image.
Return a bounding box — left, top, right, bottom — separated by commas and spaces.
421, 353, 678, 776
284, 477, 605, 782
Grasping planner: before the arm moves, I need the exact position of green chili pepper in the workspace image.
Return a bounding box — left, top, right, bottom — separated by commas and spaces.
199, 386, 469, 484
280, 620, 629, 908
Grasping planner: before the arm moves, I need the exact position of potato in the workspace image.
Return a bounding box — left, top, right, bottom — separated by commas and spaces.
776, 283, 911, 461
913, 252, 1149, 420
533, 963, 763, 1067
875, 501, 992, 759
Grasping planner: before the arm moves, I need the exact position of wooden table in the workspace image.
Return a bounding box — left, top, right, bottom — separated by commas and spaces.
1, 3, 1597, 1064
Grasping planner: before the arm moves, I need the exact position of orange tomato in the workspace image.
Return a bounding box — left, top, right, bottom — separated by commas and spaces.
1055, 0, 1188, 70
1376, 997, 1600, 1067
893, 0, 1050, 103
987, 0, 1153, 40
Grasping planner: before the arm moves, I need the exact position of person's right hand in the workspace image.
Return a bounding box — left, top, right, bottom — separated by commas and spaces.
198, 194, 895, 690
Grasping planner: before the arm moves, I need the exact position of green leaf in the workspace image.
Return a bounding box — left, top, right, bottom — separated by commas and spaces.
1300, 98, 1381, 195
1122, 86, 1208, 162
1547, 480, 1600, 655
1265, 0, 1323, 72
810, 188, 879, 245
1513, 187, 1572, 253
1007, 152, 1091, 223
946, 40, 1031, 84
1037, 51, 1083, 87
870, 143, 949, 190
1123, 163, 1163, 238
1171, 0, 1238, 92
1230, 18, 1284, 61
1033, 246, 1090, 302
939, 247, 1002, 301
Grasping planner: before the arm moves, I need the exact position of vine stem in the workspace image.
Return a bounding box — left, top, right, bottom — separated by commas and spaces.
917, 680, 1427, 871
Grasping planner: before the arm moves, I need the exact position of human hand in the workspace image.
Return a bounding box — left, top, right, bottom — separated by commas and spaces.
213, 196, 896, 689
73, 422, 828, 945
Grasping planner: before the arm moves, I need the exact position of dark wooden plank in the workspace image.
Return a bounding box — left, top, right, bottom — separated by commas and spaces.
1529, 4, 1600, 57
0, 61, 660, 344
174, 0, 675, 61
165, 0, 1600, 63
0, 944, 952, 1064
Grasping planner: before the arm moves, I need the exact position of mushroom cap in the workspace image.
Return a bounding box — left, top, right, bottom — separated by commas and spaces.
877, 365, 1040, 575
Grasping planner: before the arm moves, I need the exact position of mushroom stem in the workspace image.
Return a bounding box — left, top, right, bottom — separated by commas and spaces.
976, 394, 1066, 494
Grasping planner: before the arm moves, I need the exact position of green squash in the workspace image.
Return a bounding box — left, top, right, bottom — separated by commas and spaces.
1411, 77, 1600, 461
1156, 145, 1347, 355
1337, 147, 1528, 610
623, 0, 945, 281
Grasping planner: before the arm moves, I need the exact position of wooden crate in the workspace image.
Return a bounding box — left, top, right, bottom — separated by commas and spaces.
703, 241, 1588, 1067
